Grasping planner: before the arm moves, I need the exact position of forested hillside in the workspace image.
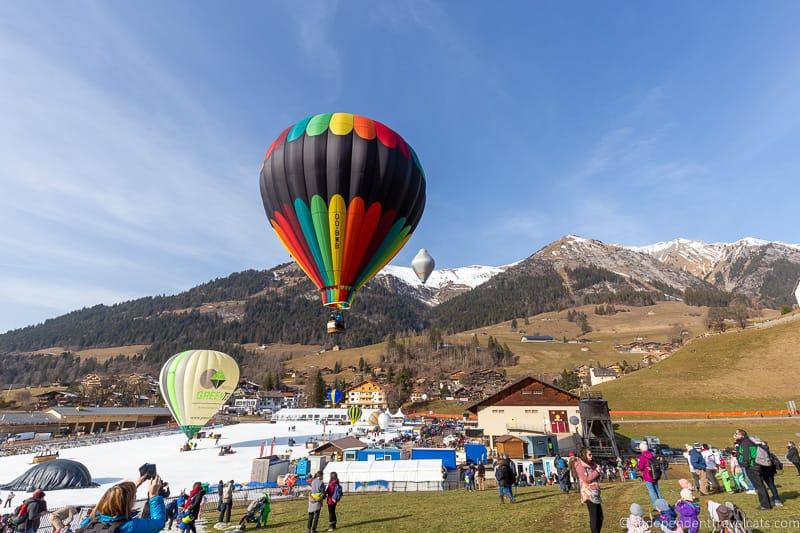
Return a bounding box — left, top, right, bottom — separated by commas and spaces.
0, 266, 428, 354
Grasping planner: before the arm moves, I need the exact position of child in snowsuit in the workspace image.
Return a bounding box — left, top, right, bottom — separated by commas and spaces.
715, 467, 734, 494
675, 488, 700, 533
652, 499, 681, 533
626, 503, 651, 533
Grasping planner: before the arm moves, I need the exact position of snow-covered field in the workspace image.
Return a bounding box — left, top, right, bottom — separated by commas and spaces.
0, 422, 345, 508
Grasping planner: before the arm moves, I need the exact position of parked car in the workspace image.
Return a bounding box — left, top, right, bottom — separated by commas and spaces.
656, 444, 674, 456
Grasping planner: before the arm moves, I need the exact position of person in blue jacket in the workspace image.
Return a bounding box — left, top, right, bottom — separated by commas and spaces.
78, 474, 166, 533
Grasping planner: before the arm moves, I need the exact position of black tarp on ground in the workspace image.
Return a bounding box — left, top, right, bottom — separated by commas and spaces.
1, 459, 97, 491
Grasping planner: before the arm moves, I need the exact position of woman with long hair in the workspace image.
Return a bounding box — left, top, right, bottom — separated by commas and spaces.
575, 448, 603, 533
326, 472, 342, 531
79, 474, 165, 533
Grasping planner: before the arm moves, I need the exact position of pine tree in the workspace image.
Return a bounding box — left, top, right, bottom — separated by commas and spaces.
511, 318, 518, 330
312, 370, 325, 408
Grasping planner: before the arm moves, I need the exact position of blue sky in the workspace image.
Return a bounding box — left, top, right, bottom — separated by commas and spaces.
2, 1, 800, 333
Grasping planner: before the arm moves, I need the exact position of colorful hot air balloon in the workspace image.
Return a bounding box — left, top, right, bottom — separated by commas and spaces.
328, 388, 343, 405
347, 405, 363, 425
260, 112, 427, 311
159, 349, 240, 439
411, 248, 435, 284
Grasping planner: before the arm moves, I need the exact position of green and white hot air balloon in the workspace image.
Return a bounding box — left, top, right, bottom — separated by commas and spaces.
159, 349, 240, 439
347, 405, 363, 426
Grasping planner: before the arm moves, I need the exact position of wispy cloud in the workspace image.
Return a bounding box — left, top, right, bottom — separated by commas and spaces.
0, 7, 287, 332
283, 0, 343, 95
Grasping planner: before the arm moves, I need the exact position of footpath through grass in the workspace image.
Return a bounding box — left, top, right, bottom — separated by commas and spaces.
223, 466, 800, 532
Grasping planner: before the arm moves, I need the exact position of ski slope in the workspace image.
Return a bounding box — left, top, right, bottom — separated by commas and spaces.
0, 422, 343, 507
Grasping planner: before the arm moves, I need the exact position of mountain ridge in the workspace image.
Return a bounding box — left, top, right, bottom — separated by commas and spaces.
2, 235, 799, 357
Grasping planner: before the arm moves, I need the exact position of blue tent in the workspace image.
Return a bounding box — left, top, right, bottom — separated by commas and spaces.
464, 443, 488, 464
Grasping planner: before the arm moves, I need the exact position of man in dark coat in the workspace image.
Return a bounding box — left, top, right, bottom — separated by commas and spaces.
787, 442, 800, 476
13, 490, 47, 533
734, 429, 771, 510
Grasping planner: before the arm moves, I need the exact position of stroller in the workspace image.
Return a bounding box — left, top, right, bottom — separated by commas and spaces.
708, 501, 751, 533
238, 497, 267, 531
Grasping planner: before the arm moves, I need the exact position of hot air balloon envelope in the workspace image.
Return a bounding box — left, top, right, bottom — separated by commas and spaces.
260, 112, 427, 310
411, 248, 435, 284
347, 405, 363, 425
328, 388, 344, 405
795, 279, 800, 307
159, 349, 240, 439
377, 411, 391, 430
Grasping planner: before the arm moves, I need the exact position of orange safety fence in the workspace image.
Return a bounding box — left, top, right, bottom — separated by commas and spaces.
611, 409, 793, 418
407, 412, 475, 420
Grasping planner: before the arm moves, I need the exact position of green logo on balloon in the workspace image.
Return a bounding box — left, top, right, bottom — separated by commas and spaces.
199, 368, 227, 389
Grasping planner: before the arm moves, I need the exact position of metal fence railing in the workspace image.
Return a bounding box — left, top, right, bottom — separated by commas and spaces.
0, 425, 181, 458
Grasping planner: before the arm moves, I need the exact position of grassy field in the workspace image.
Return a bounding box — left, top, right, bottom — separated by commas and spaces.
285, 301, 746, 380
452, 301, 720, 378
596, 319, 800, 412
614, 420, 800, 452
226, 465, 800, 532
403, 399, 469, 415
26, 344, 150, 361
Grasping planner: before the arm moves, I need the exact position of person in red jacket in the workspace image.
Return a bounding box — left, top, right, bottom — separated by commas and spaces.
574, 448, 603, 533
325, 472, 342, 531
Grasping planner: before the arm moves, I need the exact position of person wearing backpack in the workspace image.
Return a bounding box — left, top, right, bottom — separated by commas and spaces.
756, 441, 784, 507
182, 481, 205, 533
494, 458, 515, 504
787, 442, 800, 476
12, 490, 47, 533
77, 474, 165, 533
734, 429, 772, 510
555, 454, 570, 493
636, 442, 662, 507
307, 470, 325, 533
325, 472, 342, 531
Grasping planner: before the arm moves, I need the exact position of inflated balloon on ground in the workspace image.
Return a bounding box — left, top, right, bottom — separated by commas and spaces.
378, 411, 391, 430
159, 349, 240, 439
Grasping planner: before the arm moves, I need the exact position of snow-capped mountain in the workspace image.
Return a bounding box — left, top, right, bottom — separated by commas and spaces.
529, 235, 709, 294
378, 234, 800, 309
376, 264, 510, 305
627, 238, 727, 277
626, 237, 800, 303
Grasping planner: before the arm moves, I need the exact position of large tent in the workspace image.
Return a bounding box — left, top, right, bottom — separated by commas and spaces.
323, 459, 442, 492
1, 459, 97, 491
